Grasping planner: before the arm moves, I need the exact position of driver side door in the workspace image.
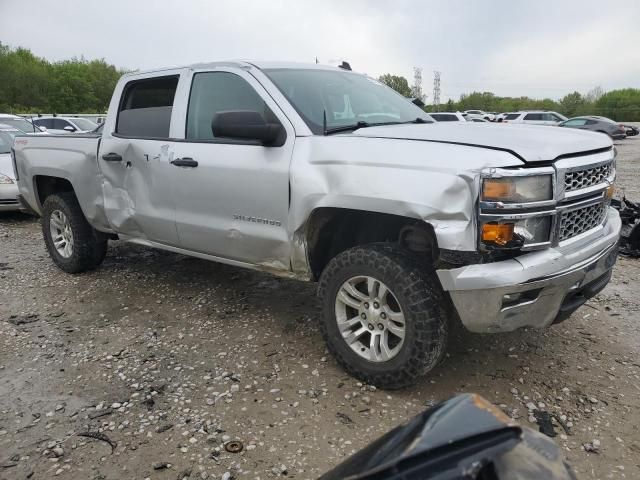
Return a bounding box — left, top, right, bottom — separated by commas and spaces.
170, 68, 295, 269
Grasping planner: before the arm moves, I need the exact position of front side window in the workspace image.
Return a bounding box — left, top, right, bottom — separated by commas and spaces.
264, 69, 431, 134
186, 72, 270, 140
504, 113, 520, 120
117, 75, 179, 138
55, 119, 72, 130
34, 118, 54, 129
524, 113, 542, 121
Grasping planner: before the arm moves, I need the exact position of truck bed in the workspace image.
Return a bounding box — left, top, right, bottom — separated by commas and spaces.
13, 133, 112, 231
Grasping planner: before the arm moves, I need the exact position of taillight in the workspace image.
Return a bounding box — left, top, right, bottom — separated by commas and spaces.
619, 125, 625, 131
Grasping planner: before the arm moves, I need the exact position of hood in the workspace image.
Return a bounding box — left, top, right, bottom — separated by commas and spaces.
0, 153, 14, 179
349, 122, 612, 163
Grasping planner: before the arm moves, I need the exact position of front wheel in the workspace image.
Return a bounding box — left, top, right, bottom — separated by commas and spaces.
318, 244, 449, 389
41, 192, 108, 273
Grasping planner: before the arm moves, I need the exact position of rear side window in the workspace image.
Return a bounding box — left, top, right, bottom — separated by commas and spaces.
186, 72, 270, 141
117, 75, 179, 138
524, 113, 543, 121
504, 113, 520, 120
431, 114, 459, 122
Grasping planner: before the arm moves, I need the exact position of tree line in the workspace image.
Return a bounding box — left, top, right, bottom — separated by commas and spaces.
1, 43, 639, 121
378, 74, 640, 121
0, 43, 124, 113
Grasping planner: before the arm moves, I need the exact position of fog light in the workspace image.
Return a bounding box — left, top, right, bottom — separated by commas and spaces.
481, 223, 514, 246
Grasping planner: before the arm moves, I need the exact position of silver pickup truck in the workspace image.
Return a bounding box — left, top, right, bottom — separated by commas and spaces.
13, 61, 620, 388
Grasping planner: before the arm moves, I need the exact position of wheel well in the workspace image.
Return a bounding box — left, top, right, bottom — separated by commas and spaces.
306, 207, 437, 279
35, 176, 74, 207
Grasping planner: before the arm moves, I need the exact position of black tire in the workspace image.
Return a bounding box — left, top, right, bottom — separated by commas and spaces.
318, 243, 449, 389
41, 192, 108, 273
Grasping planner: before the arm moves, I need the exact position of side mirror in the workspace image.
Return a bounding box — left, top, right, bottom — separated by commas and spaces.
63, 125, 76, 132
211, 111, 285, 146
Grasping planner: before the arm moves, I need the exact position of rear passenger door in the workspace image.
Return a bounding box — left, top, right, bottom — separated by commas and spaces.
169, 67, 295, 269
98, 71, 184, 245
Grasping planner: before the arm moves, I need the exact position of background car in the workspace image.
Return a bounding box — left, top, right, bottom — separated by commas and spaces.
463, 109, 495, 121
0, 125, 22, 211
558, 116, 627, 139
0, 114, 47, 134
503, 111, 567, 125
32, 116, 98, 134
429, 112, 466, 122
468, 117, 489, 123
624, 124, 639, 136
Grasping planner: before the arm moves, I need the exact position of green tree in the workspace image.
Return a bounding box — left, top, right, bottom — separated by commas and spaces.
378, 74, 412, 97
559, 91, 585, 118
0, 42, 125, 113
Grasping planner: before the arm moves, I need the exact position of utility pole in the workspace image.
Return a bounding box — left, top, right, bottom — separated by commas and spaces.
432, 71, 441, 112
411, 67, 425, 102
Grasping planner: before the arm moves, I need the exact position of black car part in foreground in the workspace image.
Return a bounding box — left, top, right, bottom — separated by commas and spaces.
320, 394, 576, 480
612, 197, 640, 256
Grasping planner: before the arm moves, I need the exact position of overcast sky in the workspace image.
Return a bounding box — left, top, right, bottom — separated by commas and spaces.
1, 0, 639, 101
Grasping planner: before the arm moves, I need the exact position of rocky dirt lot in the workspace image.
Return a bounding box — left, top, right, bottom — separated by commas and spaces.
1, 133, 640, 480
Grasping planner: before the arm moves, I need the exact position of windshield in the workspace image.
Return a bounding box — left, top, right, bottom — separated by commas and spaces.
0, 130, 18, 154
71, 118, 99, 131
263, 68, 432, 134
0, 117, 40, 133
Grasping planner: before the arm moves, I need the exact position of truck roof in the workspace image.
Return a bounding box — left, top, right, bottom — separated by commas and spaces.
121, 61, 351, 78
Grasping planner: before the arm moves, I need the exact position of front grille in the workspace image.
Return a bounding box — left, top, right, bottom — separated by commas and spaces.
0, 199, 19, 205
564, 163, 612, 192
558, 202, 607, 241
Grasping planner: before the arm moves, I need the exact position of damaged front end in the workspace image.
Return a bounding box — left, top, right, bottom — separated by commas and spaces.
320, 394, 576, 480
611, 197, 640, 256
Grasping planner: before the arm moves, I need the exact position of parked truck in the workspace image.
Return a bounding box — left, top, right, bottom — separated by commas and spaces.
12, 61, 621, 388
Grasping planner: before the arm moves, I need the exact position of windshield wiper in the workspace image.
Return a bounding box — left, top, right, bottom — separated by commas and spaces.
324, 121, 371, 135
401, 117, 430, 124
323, 117, 431, 135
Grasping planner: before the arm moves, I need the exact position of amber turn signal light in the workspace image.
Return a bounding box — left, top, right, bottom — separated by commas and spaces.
482, 223, 514, 246
606, 184, 615, 199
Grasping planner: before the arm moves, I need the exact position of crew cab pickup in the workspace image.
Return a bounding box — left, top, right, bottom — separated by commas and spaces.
13, 62, 621, 388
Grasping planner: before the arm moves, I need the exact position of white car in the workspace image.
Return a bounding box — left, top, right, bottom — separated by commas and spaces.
0, 114, 47, 134
502, 111, 567, 126
0, 126, 22, 211
32, 116, 98, 134
429, 112, 466, 122
463, 110, 494, 121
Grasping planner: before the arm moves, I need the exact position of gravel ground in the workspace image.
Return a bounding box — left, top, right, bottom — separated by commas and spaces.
1, 132, 640, 480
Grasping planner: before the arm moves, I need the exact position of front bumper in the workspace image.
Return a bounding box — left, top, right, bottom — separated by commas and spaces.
0, 183, 22, 212
437, 207, 621, 333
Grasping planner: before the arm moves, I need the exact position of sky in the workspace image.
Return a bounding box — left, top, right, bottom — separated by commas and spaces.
1, 0, 639, 102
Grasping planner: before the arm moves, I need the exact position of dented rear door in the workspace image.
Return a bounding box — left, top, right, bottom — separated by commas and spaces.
98, 70, 186, 245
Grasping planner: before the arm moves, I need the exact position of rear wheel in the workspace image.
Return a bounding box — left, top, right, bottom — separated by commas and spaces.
41, 192, 108, 273
318, 243, 449, 389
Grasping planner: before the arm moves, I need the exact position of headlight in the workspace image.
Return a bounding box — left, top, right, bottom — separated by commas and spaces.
482, 175, 553, 203
0, 173, 14, 184
481, 215, 552, 249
